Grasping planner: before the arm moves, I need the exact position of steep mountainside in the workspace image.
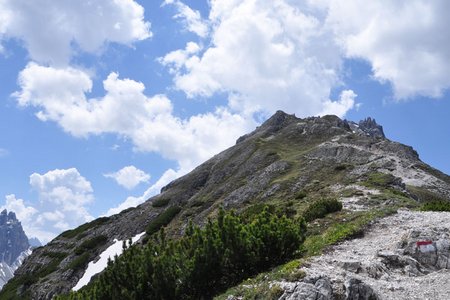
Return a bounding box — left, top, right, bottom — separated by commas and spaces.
0, 210, 30, 289
3, 111, 450, 299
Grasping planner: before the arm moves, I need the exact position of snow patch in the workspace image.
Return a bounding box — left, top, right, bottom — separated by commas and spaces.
72, 232, 145, 291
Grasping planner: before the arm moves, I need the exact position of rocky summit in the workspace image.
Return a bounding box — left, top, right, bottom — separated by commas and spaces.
0, 209, 30, 289
2, 111, 450, 299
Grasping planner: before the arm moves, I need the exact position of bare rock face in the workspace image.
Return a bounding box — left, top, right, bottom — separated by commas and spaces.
280, 276, 379, 300
348, 118, 385, 139
401, 229, 450, 272
280, 276, 333, 300
345, 278, 379, 300
0, 209, 30, 289
0, 210, 29, 265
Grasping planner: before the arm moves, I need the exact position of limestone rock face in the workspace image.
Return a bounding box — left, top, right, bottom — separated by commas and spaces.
358, 118, 385, 138
0, 209, 30, 289
280, 276, 333, 300
348, 117, 385, 139
0, 209, 29, 265
345, 278, 379, 300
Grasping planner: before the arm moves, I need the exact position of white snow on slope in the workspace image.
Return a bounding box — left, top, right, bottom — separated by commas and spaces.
72, 232, 145, 291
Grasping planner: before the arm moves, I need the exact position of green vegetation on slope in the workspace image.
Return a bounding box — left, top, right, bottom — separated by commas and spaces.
58, 208, 306, 300
420, 200, 450, 212
302, 198, 342, 222
0, 252, 68, 300
145, 205, 182, 236
74, 235, 108, 255
59, 217, 110, 239
151, 198, 171, 208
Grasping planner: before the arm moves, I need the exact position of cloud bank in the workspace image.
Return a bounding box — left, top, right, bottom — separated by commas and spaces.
1, 168, 93, 243
0, 0, 150, 65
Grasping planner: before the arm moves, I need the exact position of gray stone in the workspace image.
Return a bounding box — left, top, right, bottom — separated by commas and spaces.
282, 277, 332, 300
339, 261, 362, 273
345, 278, 379, 300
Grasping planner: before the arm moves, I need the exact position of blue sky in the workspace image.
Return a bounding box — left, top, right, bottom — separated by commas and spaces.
0, 0, 449, 242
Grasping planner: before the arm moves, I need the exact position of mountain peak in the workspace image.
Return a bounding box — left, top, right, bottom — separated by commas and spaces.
0, 210, 29, 263
0, 209, 30, 289
0, 209, 19, 225
4, 111, 450, 298
348, 117, 385, 138
359, 117, 385, 138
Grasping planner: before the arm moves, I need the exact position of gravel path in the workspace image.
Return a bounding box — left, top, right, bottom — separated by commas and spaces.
303, 210, 450, 300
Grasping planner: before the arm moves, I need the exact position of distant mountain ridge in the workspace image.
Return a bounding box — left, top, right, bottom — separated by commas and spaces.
3, 111, 450, 299
0, 209, 31, 289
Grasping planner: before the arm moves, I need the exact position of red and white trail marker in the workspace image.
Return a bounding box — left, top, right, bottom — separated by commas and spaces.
416, 240, 435, 253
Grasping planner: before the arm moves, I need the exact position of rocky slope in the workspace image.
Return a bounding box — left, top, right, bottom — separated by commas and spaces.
3, 111, 450, 299
0, 209, 31, 289
276, 210, 450, 300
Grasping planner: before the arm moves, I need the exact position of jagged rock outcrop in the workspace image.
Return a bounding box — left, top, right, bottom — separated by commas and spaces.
0, 210, 29, 266
280, 276, 333, 300
0, 209, 30, 289
28, 237, 42, 248
3, 111, 450, 299
344, 278, 379, 300
348, 118, 385, 139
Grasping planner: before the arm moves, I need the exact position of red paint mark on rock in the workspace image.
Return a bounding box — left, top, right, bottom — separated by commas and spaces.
416, 240, 433, 247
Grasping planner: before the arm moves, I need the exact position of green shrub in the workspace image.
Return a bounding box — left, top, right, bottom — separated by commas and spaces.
364, 172, 396, 188
152, 198, 171, 208
42, 251, 68, 260
334, 164, 347, 171
420, 200, 450, 212
145, 206, 181, 235
67, 253, 91, 271
303, 198, 342, 222
408, 186, 445, 203
0, 274, 34, 299
295, 191, 307, 199
242, 203, 276, 221
59, 207, 306, 300
74, 235, 108, 255
60, 217, 110, 239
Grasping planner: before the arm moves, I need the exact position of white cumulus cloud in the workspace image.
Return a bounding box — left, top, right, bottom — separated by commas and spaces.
0, 0, 151, 65
322, 0, 450, 99
30, 168, 94, 230
1, 168, 94, 243
161, 0, 356, 118
14, 63, 256, 170
2, 194, 38, 226
163, 0, 209, 37
104, 165, 150, 190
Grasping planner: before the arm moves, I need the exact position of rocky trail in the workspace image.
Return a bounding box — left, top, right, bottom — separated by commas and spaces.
281, 210, 450, 299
